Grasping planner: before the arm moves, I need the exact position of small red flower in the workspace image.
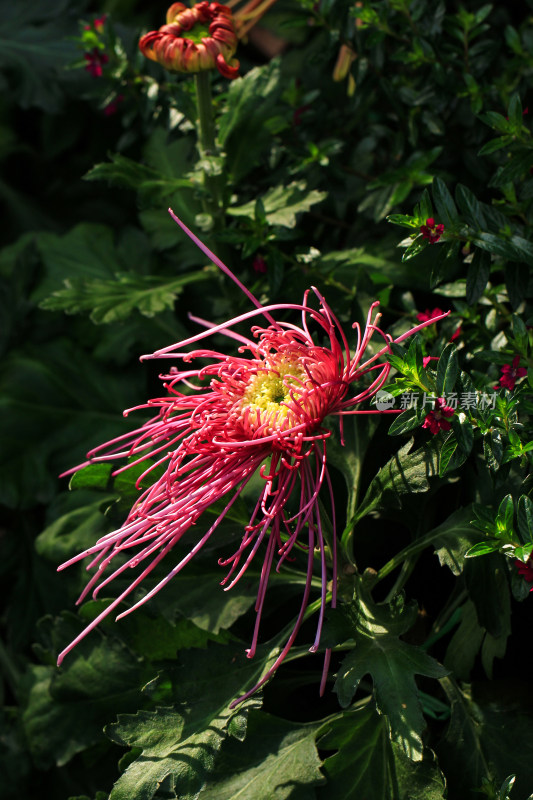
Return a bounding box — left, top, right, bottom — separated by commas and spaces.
139, 2, 240, 79
494, 355, 527, 391
416, 307, 444, 323
450, 324, 462, 342
252, 255, 267, 274
515, 558, 533, 584
103, 94, 125, 116
84, 48, 109, 77
423, 356, 439, 368
85, 15, 107, 33
422, 397, 455, 435
420, 217, 445, 244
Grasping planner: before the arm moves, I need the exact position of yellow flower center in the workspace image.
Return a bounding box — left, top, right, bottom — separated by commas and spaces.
241, 359, 306, 433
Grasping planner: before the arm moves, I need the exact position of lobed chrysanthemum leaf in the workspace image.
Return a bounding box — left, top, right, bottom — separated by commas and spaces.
318, 703, 446, 800
437, 680, 533, 797
199, 710, 325, 800
106, 643, 266, 800
20, 614, 145, 770
333, 590, 447, 761
40, 271, 209, 324
227, 181, 327, 229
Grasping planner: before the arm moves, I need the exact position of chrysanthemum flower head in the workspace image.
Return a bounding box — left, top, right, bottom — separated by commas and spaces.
139, 2, 240, 79
57, 210, 448, 703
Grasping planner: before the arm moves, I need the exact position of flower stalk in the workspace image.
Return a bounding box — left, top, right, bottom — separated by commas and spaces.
194, 70, 223, 223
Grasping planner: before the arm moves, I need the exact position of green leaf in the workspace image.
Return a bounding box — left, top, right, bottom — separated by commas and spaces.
40, 271, 209, 324
69, 463, 113, 492
401, 236, 428, 262
472, 503, 497, 532
318, 703, 446, 800
0, 340, 136, 507
432, 506, 484, 575
106, 643, 264, 800
464, 541, 502, 558
387, 213, 420, 230
325, 413, 380, 523
436, 343, 459, 395
505, 24, 523, 53
439, 419, 473, 476
483, 430, 503, 470
334, 591, 447, 760
432, 178, 458, 227
444, 601, 485, 679
199, 711, 324, 799
430, 240, 461, 289
437, 680, 533, 798
511, 314, 529, 354
471, 232, 533, 267
145, 566, 260, 635
351, 440, 440, 525
219, 60, 288, 181
148, 561, 306, 636
479, 111, 513, 133
85, 152, 192, 198
478, 135, 514, 156
387, 405, 424, 436
405, 334, 424, 378
465, 553, 511, 639
0, 0, 79, 111
504, 262, 530, 308
466, 249, 491, 304
491, 149, 533, 188
20, 614, 145, 769
517, 495, 533, 543
514, 543, 533, 563
227, 181, 326, 229
35, 499, 114, 562
455, 184, 485, 228
496, 494, 514, 533
507, 93, 523, 130
35, 223, 127, 302
417, 188, 434, 221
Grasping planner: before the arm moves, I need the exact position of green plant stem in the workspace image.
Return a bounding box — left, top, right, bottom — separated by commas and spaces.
383, 555, 419, 603
374, 528, 442, 584
194, 71, 223, 224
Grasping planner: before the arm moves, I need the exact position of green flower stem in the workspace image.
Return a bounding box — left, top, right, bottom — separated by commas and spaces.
383, 555, 419, 603
194, 71, 223, 224
374, 528, 442, 584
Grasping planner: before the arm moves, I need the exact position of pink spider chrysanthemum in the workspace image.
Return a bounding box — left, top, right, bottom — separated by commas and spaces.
57, 210, 448, 703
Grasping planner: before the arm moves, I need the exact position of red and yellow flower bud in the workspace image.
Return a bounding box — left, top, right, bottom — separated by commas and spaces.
139, 1, 240, 79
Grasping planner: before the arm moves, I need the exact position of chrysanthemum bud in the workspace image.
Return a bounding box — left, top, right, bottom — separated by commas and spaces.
139, 1, 240, 79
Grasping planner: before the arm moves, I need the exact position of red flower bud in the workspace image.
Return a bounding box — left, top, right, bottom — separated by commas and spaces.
139, 2, 240, 79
